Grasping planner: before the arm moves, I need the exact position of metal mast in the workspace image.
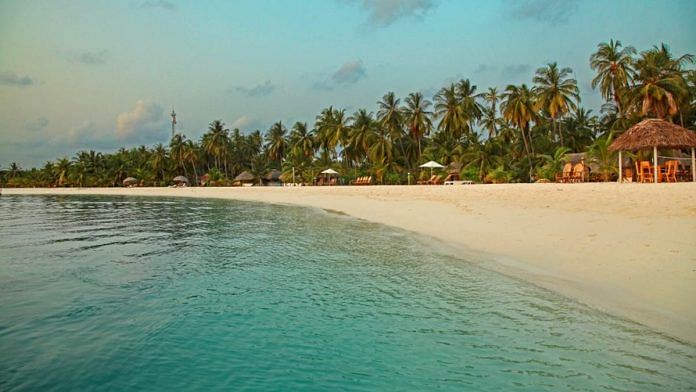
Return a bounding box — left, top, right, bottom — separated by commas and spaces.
170, 109, 177, 138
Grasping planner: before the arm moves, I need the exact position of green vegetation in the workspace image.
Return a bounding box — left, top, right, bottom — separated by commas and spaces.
3, 41, 694, 187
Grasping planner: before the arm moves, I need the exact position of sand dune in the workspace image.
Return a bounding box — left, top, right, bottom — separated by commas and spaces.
5, 183, 696, 343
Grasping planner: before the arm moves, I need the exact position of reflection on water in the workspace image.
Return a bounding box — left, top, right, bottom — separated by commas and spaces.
0, 195, 694, 391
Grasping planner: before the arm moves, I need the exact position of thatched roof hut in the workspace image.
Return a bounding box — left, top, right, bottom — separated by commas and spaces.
609, 118, 696, 183
263, 169, 283, 186
122, 177, 138, 186
233, 171, 255, 186
173, 175, 189, 184
609, 119, 696, 151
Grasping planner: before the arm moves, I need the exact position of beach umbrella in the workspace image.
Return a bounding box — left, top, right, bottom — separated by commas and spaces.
609, 118, 696, 183
173, 175, 189, 185
122, 177, 138, 187
419, 160, 444, 178
321, 168, 339, 175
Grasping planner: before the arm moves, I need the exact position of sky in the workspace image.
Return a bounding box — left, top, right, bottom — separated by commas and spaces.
1, 0, 695, 167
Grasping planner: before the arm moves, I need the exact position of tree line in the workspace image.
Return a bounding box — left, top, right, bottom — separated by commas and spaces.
3, 40, 694, 187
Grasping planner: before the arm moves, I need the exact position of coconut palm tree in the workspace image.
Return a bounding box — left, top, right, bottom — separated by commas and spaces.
348, 109, 376, 165
587, 133, 617, 181
628, 44, 694, 119
169, 133, 188, 178
402, 92, 432, 163
590, 39, 636, 116
455, 79, 484, 132
501, 84, 538, 181
183, 140, 199, 185
533, 62, 580, 146
264, 121, 288, 166
376, 92, 406, 163
289, 122, 316, 159
150, 144, 168, 184
434, 84, 466, 140
202, 120, 229, 172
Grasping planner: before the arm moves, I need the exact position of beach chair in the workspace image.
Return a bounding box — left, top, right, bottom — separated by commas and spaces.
661, 161, 678, 183
570, 163, 586, 183
430, 175, 444, 185
555, 163, 573, 183
638, 161, 653, 183
418, 175, 436, 185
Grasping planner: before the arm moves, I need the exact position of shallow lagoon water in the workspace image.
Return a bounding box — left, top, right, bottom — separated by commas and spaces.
0, 195, 694, 391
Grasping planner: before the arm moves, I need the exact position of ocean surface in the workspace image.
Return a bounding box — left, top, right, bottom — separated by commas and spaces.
0, 195, 694, 391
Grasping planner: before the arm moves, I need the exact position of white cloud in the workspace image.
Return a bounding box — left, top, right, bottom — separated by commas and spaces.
333, 60, 366, 84
347, 0, 438, 27
115, 100, 166, 141
231, 115, 252, 129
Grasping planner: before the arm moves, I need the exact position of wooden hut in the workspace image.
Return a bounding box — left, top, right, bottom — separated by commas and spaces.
609, 119, 696, 183
263, 169, 283, 186
232, 171, 255, 186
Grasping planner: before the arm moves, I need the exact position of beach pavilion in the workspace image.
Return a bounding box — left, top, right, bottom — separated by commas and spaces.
233, 171, 256, 186
609, 118, 696, 183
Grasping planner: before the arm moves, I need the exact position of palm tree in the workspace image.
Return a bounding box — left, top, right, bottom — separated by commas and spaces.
590, 39, 636, 116
264, 121, 288, 166
202, 120, 229, 172
402, 92, 432, 163
533, 62, 580, 146
455, 79, 484, 132
587, 133, 617, 181
628, 44, 694, 119
348, 109, 376, 165
183, 140, 199, 185
150, 144, 168, 184
501, 84, 538, 181
434, 84, 466, 140
377, 92, 406, 164
481, 87, 500, 137
55, 158, 71, 187
169, 133, 188, 178
289, 122, 316, 158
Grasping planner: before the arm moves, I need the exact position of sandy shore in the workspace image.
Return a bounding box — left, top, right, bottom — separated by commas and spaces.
4, 184, 696, 343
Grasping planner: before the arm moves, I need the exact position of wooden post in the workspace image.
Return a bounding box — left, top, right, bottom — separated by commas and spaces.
618, 151, 623, 183
653, 146, 658, 183
692, 148, 695, 182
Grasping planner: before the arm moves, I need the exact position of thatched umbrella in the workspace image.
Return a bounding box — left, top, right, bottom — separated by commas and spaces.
173, 175, 190, 185
609, 119, 696, 183
233, 171, 255, 186
122, 177, 138, 187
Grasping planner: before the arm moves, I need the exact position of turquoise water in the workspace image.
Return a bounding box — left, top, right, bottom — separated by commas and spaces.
0, 196, 694, 391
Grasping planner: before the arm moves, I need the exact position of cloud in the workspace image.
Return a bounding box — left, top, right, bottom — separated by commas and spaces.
332, 60, 367, 84
231, 80, 277, 97
312, 60, 367, 91
474, 64, 495, 74
67, 120, 98, 143
347, 0, 438, 27
64, 50, 108, 65
231, 115, 252, 129
507, 0, 578, 25
500, 64, 532, 78
115, 100, 167, 142
0, 71, 35, 86
25, 117, 49, 132
141, 0, 175, 11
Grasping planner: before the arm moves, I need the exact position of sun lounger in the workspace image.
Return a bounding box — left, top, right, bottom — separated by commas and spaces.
444, 180, 474, 185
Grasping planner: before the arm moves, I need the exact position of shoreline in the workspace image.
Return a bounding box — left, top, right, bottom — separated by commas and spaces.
4, 184, 696, 344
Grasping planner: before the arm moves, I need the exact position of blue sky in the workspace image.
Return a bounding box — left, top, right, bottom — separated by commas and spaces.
1, 0, 695, 167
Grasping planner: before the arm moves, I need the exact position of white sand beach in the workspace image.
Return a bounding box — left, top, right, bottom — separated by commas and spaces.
5, 184, 696, 343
